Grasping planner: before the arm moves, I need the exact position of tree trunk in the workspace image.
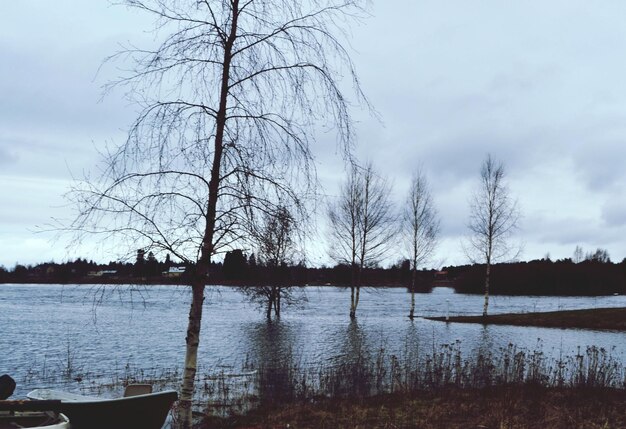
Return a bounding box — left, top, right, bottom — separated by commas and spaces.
275, 288, 281, 318
177, 3, 240, 426
267, 293, 273, 319
350, 262, 357, 318
409, 267, 416, 319
349, 286, 356, 319
483, 262, 490, 317
177, 281, 205, 428
351, 263, 363, 319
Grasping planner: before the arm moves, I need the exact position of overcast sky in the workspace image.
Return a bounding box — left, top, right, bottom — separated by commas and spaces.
2, 1, 626, 268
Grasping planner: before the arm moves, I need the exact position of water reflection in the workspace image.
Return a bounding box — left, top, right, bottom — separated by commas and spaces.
332, 320, 368, 365
317, 320, 373, 397
245, 320, 295, 363
475, 325, 495, 357
402, 321, 421, 360
244, 320, 297, 403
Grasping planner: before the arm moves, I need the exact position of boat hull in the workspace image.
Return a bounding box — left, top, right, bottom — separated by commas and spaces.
27, 390, 178, 429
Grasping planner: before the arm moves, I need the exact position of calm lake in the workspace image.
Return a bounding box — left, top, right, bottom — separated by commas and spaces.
1, 284, 625, 398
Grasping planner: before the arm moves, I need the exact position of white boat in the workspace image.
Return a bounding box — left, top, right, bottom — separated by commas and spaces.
0, 405, 69, 429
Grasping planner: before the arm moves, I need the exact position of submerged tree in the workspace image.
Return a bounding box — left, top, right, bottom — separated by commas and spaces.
241, 206, 304, 318
328, 162, 396, 319
467, 154, 519, 317
68, 1, 368, 426
403, 170, 439, 319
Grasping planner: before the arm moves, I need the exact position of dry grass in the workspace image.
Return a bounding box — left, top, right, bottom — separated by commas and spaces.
201, 386, 626, 429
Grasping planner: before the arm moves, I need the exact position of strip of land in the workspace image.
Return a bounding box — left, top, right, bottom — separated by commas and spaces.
426, 307, 626, 331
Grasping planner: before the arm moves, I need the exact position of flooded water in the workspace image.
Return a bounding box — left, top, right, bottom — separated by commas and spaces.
1, 284, 625, 398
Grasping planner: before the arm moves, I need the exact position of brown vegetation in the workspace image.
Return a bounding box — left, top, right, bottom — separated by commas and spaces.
202, 386, 626, 428
427, 307, 626, 331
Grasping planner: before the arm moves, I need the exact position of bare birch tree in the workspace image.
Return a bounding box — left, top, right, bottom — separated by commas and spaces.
67, 1, 368, 426
328, 162, 396, 319
467, 154, 519, 317
403, 170, 439, 319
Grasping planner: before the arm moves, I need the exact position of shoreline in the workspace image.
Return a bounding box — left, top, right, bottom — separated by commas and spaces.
426, 307, 626, 331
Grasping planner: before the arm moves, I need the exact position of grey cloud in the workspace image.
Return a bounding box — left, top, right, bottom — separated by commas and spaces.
572, 139, 626, 192
523, 212, 626, 250
0, 40, 136, 139
0, 133, 99, 183
602, 199, 626, 228
0, 146, 18, 166
537, 220, 600, 246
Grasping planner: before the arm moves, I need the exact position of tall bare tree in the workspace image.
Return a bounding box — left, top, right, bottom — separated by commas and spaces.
403, 170, 439, 319
328, 162, 396, 319
68, 1, 368, 426
467, 154, 519, 317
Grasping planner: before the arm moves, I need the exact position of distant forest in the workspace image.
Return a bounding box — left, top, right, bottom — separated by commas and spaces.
1, 249, 625, 296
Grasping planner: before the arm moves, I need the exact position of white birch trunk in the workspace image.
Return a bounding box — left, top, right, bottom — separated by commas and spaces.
177, 283, 205, 428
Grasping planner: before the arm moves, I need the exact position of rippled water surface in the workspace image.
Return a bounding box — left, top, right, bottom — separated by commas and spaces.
1, 284, 625, 397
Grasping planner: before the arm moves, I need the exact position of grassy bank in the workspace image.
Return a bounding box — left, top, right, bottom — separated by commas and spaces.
426, 307, 626, 331
191, 342, 625, 427
201, 386, 626, 428
18, 339, 624, 427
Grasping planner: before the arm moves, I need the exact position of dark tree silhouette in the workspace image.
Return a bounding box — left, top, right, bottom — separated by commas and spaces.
223, 249, 248, 281
587, 248, 611, 263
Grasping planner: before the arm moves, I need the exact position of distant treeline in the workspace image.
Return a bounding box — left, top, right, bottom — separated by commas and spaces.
0, 250, 431, 290
1, 251, 625, 296
447, 258, 626, 296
